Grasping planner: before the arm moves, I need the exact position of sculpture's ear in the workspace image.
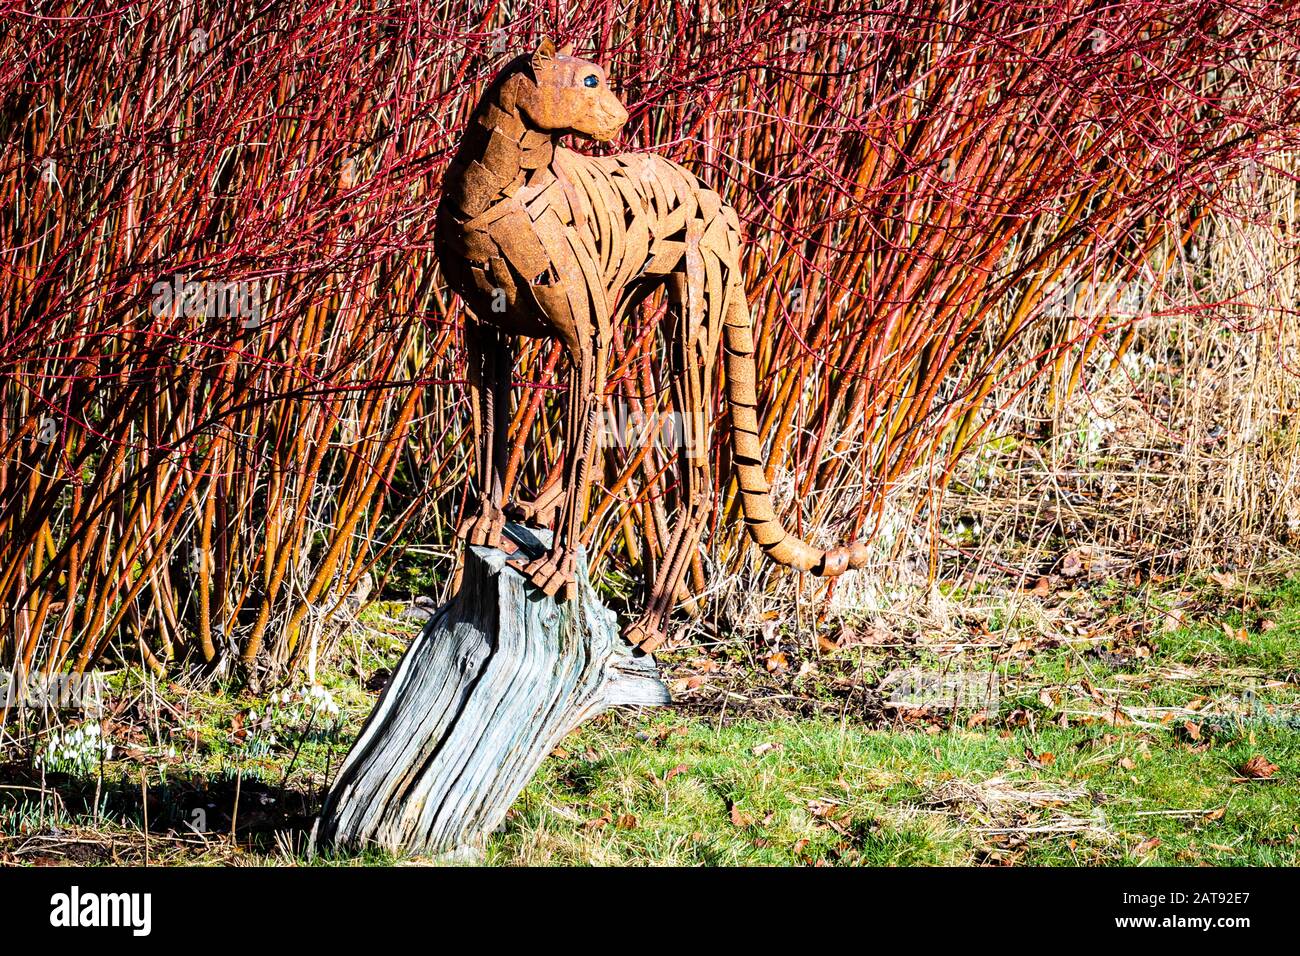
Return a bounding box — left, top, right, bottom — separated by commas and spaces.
533, 37, 557, 64
557, 41, 574, 56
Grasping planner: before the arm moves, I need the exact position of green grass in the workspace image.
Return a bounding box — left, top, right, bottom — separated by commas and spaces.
487, 711, 1298, 866
486, 572, 1300, 865
2, 572, 1297, 866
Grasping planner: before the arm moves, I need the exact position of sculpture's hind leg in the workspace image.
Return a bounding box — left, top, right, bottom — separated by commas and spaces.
624, 276, 713, 653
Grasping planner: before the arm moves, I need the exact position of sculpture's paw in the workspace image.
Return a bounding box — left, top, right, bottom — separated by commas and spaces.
458, 506, 509, 550
505, 484, 563, 529
622, 620, 668, 654
504, 497, 559, 529
508, 550, 577, 601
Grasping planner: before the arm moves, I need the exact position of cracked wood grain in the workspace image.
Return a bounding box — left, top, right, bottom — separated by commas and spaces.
312, 525, 669, 858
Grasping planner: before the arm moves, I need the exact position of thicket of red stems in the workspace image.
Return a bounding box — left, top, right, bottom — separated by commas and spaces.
3, 0, 1298, 682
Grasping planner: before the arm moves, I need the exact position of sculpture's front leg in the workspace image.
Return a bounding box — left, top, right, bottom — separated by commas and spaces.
511, 334, 606, 602
459, 315, 511, 549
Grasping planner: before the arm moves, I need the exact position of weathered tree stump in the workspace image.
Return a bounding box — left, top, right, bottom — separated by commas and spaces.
312, 524, 670, 859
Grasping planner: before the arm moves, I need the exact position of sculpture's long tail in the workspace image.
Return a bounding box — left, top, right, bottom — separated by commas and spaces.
722, 287, 870, 576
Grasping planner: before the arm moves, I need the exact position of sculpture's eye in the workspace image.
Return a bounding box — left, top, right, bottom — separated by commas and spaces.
583, 74, 600, 88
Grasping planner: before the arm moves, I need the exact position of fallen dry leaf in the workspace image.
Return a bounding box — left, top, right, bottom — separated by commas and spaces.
806, 799, 852, 834
1025, 748, 1055, 768
1006, 708, 1035, 730
616, 813, 637, 830
1060, 550, 1086, 578
1207, 571, 1237, 589
807, 799, 837, 819
765, 652, 789, 674
1221, 621, 1250, 644
1161, 609, 1187, 632
728, 802, 753, 827
861, 623, 893, 645
1238, 755, 1279, 779
751, 742, 784, 757
818, 630, 845, 653
1133, 836, 1162, 855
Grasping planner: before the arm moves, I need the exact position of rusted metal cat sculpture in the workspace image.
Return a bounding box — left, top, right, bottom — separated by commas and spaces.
435, 39, 869, 652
